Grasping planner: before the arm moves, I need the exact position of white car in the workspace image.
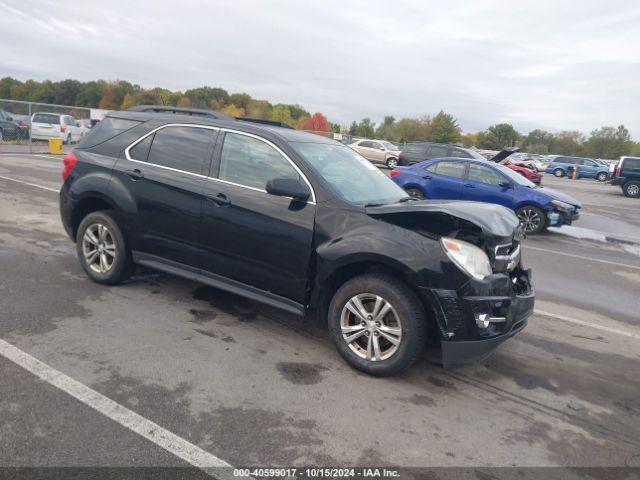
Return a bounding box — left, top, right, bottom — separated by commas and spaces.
349, 139, 401, 169
30, 112, 82, 144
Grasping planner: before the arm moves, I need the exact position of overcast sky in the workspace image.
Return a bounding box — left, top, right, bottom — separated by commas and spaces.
2, 0, 640, 138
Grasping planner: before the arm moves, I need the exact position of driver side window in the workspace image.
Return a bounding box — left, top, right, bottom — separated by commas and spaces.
467, 163, 504, 186
218, 132, 300, 190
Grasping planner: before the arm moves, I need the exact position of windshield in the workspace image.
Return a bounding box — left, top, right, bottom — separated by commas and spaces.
492, 162, 537, 188
381, 141, 400, 151
290, 142, 409, 205
467, 149, 488, 160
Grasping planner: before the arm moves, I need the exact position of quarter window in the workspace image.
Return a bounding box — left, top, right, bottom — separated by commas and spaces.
129, 134, 153, 162
219, 132, 300, 190
467, 163, 504, 185
435, 161, 465, 178
452, 148, 473, 159
146, 126, 215, 175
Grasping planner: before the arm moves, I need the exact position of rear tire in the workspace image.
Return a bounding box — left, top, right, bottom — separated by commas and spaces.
516, 205, 547, 234
553, 168, 564, 178
405, 188, 425, 200
596, 172, 607, 182
623, 181, 640, 198
76, 211, 133, 285
328, 273, 428, 377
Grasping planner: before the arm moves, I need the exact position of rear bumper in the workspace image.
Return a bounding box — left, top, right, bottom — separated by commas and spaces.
422, 268, 534, 366
610, 177, 626, 186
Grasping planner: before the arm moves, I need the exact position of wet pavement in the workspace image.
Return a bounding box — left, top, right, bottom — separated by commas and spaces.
1, 154, 639, 470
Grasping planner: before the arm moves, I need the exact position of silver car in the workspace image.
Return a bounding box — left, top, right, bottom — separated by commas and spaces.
349, 139, 401, 168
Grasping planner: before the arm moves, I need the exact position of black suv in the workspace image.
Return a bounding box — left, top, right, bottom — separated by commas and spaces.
60, 106, 534, 376
610, 156, 640, 198
398, 142, 488, 165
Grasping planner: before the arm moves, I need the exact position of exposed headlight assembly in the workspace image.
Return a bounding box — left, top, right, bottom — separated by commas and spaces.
550, 199, 573, 211
440, 237, 492, 281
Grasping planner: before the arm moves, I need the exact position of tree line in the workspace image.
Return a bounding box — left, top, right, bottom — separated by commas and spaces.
1, 77, 638, 159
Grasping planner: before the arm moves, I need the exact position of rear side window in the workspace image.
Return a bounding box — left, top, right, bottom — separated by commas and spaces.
624, 158, 640, 169
77, 117, 141, 148
33, 113, 59, 124
146, 126, 215, 175
218, 132, 300, 190
428, 145, 450, 158
403, 144, 426, 154
359, 141, 373, 148
435, 161, 466, 178
451, 148, 473, 159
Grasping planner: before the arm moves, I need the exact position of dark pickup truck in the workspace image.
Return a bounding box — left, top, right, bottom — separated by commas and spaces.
59, 106, 534, 376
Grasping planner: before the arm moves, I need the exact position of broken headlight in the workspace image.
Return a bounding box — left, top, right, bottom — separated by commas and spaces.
440, 237, 492, 281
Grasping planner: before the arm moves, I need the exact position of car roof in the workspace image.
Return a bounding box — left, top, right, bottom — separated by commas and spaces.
110, 107, 338, 146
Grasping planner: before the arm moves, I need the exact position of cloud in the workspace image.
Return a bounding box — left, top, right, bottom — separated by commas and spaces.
1, 0, 639, 138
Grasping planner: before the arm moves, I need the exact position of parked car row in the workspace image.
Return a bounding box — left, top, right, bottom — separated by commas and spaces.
0, 110, 91, 144
0, 109, 29, 141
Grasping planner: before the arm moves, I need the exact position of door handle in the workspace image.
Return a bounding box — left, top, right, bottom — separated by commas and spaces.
126, 168, 144, 180
206, 193, 230, 207
422, 175, 432, 180
464, 184, 475, 188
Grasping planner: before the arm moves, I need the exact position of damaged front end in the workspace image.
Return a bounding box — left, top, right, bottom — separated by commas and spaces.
367, 200, 534, 366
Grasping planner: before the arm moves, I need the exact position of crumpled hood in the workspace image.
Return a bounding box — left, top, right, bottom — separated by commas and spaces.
535, 187, 581, 208
366, 200, 520, 238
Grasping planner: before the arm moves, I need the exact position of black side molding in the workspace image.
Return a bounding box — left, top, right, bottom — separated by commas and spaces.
132, 251, 306, 316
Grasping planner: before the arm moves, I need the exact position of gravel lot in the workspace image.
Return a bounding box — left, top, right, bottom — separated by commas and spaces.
1, 154, 639, 472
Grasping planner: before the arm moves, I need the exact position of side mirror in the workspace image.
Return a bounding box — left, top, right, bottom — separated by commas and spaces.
266, 177, 310, 201
499, 181, 514, 189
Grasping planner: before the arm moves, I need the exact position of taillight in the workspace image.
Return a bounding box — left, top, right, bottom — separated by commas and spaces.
62, 153, 77, 181
615, 163, 621, 177
390, 169, 401, 177
60, 125, 66, 133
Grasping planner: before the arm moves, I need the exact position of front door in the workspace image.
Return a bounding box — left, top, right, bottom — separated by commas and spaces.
200, 131, 315, 303
112, 124, 218, 267
462, 162, 514, 208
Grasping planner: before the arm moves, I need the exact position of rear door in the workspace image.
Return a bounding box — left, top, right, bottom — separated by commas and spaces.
199, 130, 315, 303
462, 162, 514, 208
114, 124, 218, 267
356, 141, 376, 161
621, 157, 640, 178
427, 160, 467, 199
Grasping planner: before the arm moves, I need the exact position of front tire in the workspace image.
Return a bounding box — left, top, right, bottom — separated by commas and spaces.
328, 273, 427, 377
76, 211, 133, 285
553, 168, 564, 178
596, 172, 607, 182
386, 157, 398, 169
516, 205, 547, 234
623, 181, 640, 198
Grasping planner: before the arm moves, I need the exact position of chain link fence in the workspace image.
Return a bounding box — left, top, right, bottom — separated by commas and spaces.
0, 99, 98, 154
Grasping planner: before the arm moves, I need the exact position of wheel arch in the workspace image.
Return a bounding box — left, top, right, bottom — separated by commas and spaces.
70, 193, 119, 241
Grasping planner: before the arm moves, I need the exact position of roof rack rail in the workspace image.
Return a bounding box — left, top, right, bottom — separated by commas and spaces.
237, 117, 294, 129
127, 105, 234, 120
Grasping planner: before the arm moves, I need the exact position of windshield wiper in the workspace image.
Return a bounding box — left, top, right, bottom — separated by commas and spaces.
398, 197, 415, 203
364, 202, 386, 207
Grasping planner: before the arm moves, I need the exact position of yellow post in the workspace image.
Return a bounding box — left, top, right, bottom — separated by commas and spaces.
49, 138, 63, 154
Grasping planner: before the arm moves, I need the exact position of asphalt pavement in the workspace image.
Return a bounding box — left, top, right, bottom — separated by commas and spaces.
1, 154, 639, 472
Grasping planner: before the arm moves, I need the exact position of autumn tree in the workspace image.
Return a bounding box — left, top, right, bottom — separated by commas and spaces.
301, 112, 330, 132
476, 123, 520, 150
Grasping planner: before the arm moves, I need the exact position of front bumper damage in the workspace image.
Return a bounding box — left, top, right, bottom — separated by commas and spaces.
422, 268, 534, 366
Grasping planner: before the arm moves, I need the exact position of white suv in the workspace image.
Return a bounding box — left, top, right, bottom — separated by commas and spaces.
30, 113, 82, 144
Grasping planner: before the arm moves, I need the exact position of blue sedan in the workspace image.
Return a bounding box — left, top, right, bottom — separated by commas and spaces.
391, 158, 581, 234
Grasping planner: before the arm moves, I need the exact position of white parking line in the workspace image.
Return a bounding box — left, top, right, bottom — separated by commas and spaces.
535, 310, 640, 340
525, 245, 640, 271
0, 338, 232, 473
0, 174, 59, 193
